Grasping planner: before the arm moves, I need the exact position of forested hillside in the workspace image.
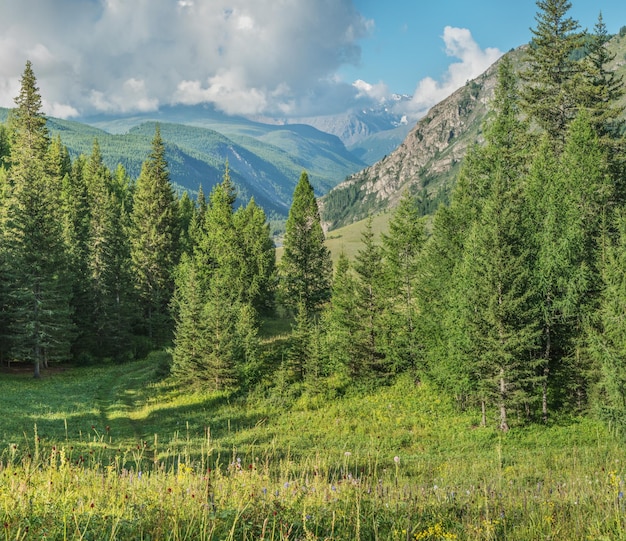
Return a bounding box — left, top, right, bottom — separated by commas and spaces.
0, 106, 365, 219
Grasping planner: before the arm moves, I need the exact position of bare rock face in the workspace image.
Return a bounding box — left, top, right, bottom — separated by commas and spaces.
320, 56, 505, 230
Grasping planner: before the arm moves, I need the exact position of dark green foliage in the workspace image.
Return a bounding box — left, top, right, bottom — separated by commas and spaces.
4, 62, 74, 377
171, 165, 268, 389
279, 171, 332, 316
233, 198, 276, 315
520, 0, 585, 142
382, 192, 426, 373
351, 218, 388, 379
590, 210, 626, 421
130, 125, 180, 346
322, 253, 358, 374
84, 141, 135, 360
573, 13, 624, 144
0, 123, 10, 166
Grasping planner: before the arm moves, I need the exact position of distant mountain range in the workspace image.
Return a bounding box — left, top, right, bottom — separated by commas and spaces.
0, 96, 412, 218
10, 32, 625, 228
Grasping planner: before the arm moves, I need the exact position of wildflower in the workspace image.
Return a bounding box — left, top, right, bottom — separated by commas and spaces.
344, 451, 351, 457
394, 456, 400, 464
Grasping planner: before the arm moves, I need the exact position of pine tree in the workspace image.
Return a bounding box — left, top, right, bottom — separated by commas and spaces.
233, 197, 276, 314
279, 171, 332, 317
352, 218, 387, 379
382, 191, 426, 373
323, 252, 358, 375
458, 169, 540, 430
5, 61, 73, 376
520, 0, 585, 143
578, 13, 624, 139
85, 140, 134, 360
287, 299, 311, 382
178, 191, 195, 256
129, 124, 180, 346
590, 210, 626, 422
60, 153, 91, 358
198, 163, 239, 290
171, 253, 209, 383
525, 112, 611, 420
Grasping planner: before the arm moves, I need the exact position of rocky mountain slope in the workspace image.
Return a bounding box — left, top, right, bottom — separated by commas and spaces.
320, 30, 626, 231
319, 53, 507, 230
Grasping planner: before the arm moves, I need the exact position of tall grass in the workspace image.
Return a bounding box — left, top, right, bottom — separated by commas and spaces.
1, 361, 625, 539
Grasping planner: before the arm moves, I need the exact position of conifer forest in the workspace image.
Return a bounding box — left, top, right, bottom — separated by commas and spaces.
5, 2, 626, 537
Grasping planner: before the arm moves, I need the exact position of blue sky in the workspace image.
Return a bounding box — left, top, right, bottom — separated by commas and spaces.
0, 1, 625, 120
347, 0, 626, 95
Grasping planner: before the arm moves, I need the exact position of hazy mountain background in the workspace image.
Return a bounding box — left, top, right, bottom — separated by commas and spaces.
2, 29, 626, 228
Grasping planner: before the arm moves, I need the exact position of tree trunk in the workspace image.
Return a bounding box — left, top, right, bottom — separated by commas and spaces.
481, 400, 487, 427
499, 368, 508, 431
542, 325, 551, 423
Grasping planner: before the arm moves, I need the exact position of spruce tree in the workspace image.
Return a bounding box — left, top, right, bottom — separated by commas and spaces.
520, 0, 585, 143
352, 218, 387, 379
171, 253, 209, 383
279, 171, 332, 317
590, 210, 626, 422
60, 153, 91, 359
382, 191, 426, 373
5, 61, 73, 376
323, 252, 358, 376
233, 198, 276, 315
458, 169, 540, 430
85, 140, 134, 360
129, 124, 179, 346
578, 13, 624, 139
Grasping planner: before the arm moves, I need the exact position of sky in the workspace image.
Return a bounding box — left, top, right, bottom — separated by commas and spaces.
1, 0, 626, 121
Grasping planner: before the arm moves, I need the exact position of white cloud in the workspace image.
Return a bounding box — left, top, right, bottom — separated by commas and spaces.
0, 0, 371, 118
402, 26, 502, 119
352, 79, 389, 103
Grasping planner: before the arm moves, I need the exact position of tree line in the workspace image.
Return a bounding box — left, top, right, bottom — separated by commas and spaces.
3, 0, 626, 432
266, 1, 626, 430
0, 60, 277, 380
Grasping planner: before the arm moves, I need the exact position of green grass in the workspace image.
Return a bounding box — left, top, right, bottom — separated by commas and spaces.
276, 212, 391, 265
2, 355, 626, 539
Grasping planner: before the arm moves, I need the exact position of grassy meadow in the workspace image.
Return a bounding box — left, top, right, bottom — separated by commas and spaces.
1, 349, 626, 540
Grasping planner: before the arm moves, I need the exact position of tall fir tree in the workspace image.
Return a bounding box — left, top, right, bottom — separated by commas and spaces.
4, 61, 73, 376
589, 210, 626, 422
382, 191, 426, 373
233, 197, 276, 315
352, 217, 387, 379
129, 124, 180, 346
279, 171, 332, 317
85, 140, 134, 360
578, 13, 624, 139
520, 0, 585, 143
322, 252, 358, 376
171, 253, 210, 383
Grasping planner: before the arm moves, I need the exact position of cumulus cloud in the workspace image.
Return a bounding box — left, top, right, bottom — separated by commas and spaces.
402, 26, 502, 119
352, 79, 390, 103
0, 0, 371, 118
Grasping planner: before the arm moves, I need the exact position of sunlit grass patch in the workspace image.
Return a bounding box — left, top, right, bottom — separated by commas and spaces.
1, 361, 626, 539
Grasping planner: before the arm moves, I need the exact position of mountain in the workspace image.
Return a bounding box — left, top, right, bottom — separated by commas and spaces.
320, 31, 626, 231
251, 95, 413, 165
0, 106, 366, 217
318, 57, 500, 230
